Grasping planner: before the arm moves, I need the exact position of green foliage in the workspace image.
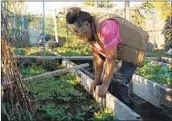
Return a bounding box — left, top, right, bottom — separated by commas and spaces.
22, 64, 117, 121
56, 14, 67, 35
98, 0, 106, 8
92, 108, 117, 121
27, 72, 83, 101
85, 0, 95, 7
5, 1, 26, 15
162, 17, 172, 50
153, 1, 171, 19
140, 1, 171, 20
53, 36, 92, 56
21, 64, 46, 77
130, 8, 146, 30
140, 1, 154, 17
136, 60, 172, 86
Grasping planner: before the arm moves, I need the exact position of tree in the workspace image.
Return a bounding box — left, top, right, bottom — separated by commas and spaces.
130, 8, 146, 30
140, 1, 154, 19
85, 0, 95, 7
153, 1, 171, 19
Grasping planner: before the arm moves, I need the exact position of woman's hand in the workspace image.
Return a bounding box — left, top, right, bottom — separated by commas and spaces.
89, 81, 97, 91
96, 82, 109, 97
89, 80, 100, 91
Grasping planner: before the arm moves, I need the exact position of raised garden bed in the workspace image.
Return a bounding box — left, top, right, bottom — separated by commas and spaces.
9, 49, 172, 120
158, 57, 172, 64
146, 50, 172, 58
62, 60, 142, 121
20, 64, 117, 121
136, 60, 171, 86
130, 60, 172, 110
146, 56, 172, 64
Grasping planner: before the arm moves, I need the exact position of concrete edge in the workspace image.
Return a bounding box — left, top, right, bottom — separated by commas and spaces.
132, 74, 172, 109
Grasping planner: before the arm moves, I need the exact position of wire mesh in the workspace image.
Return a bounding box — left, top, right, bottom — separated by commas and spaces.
1, 2, 75, 121
1, 2, 37, 121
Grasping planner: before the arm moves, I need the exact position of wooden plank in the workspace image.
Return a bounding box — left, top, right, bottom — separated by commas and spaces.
145, 57, 158, 61
145, 57, 158, 60
150, 60, 172, 68
161, 57, 172, 64
62, 60, 142, 121
23, 63, 89, 82
145, 57, 172, 64
14, 55, 93, 60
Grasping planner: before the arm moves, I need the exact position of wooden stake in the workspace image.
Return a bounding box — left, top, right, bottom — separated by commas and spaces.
23, 63, 89, 82
14, 55, 93, 60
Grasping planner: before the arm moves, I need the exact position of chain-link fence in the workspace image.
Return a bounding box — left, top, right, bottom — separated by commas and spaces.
1, 1, 68, 121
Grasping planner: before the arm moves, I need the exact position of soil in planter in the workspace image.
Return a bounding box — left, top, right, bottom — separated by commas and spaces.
131, 94, 172, 121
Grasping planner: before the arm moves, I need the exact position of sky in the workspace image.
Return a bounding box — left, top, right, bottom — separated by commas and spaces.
26, 2, 143, 14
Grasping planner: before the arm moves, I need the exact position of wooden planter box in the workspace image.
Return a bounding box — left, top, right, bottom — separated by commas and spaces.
62, 60, 142, 121
150, 60, 172, 68
146, 57, 172, 64
130, 74, 172, 110
159, 57, 172, 64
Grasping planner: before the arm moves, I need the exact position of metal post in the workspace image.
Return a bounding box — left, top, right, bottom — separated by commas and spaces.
42, 1, 46, 56
54, 9, 58, 43
106, 0, 108, 11
153, 7, 156, 49
3, 1, 7, 37
13, 16, 16, 40
125, 1, 130, 21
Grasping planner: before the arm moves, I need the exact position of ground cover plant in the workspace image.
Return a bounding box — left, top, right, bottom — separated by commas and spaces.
12, 35, 92, 56
20, 64, 117, 121
136, 60, 172, 86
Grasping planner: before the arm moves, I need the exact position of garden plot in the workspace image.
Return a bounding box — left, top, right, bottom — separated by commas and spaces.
145, 58, 172, 68
10, 43, 171, 119
61, 58, 172, 121
20, 63, 117, 121
130, 60, 172, 112
14, 52, 142, 120
12, 36, 92, 56
61, 60, 142, 121
113, 60, 172, 113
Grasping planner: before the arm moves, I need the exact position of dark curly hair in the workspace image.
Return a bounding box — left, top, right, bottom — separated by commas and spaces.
66, 7, 92, 27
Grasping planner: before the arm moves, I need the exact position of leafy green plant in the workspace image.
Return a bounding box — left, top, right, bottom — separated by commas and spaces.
136, 60, 172, 86
53, 37, 92, 56
22, 64, 118, 121
21, 64, 46, 77
92, 108, 117, 121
